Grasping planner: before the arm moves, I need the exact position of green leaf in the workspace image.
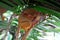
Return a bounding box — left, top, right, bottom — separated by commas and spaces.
32, 6, 60, 19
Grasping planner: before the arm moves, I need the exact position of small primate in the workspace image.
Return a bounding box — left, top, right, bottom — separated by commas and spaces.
15, 8, 46, 40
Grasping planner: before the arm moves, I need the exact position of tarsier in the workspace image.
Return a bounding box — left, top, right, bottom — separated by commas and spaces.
16, 8, 46, 40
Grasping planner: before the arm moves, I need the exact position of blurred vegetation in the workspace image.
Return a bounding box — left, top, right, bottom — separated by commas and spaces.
0, 5, 60, 40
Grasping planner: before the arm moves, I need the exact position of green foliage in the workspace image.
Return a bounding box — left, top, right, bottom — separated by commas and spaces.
32, 6, 60, 19
0, 3, 60, 40
13, 6, 22, 15
0, 21, 8, 29
54, 28, 60, 32
11, 18, 18, 26
27, 29, 40, 40
20, 29, 25, 34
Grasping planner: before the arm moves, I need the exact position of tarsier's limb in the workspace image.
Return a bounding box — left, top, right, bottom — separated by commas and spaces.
16, 8, 46, 40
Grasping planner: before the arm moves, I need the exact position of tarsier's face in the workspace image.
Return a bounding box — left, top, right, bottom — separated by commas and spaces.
22, 9, 40, 21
